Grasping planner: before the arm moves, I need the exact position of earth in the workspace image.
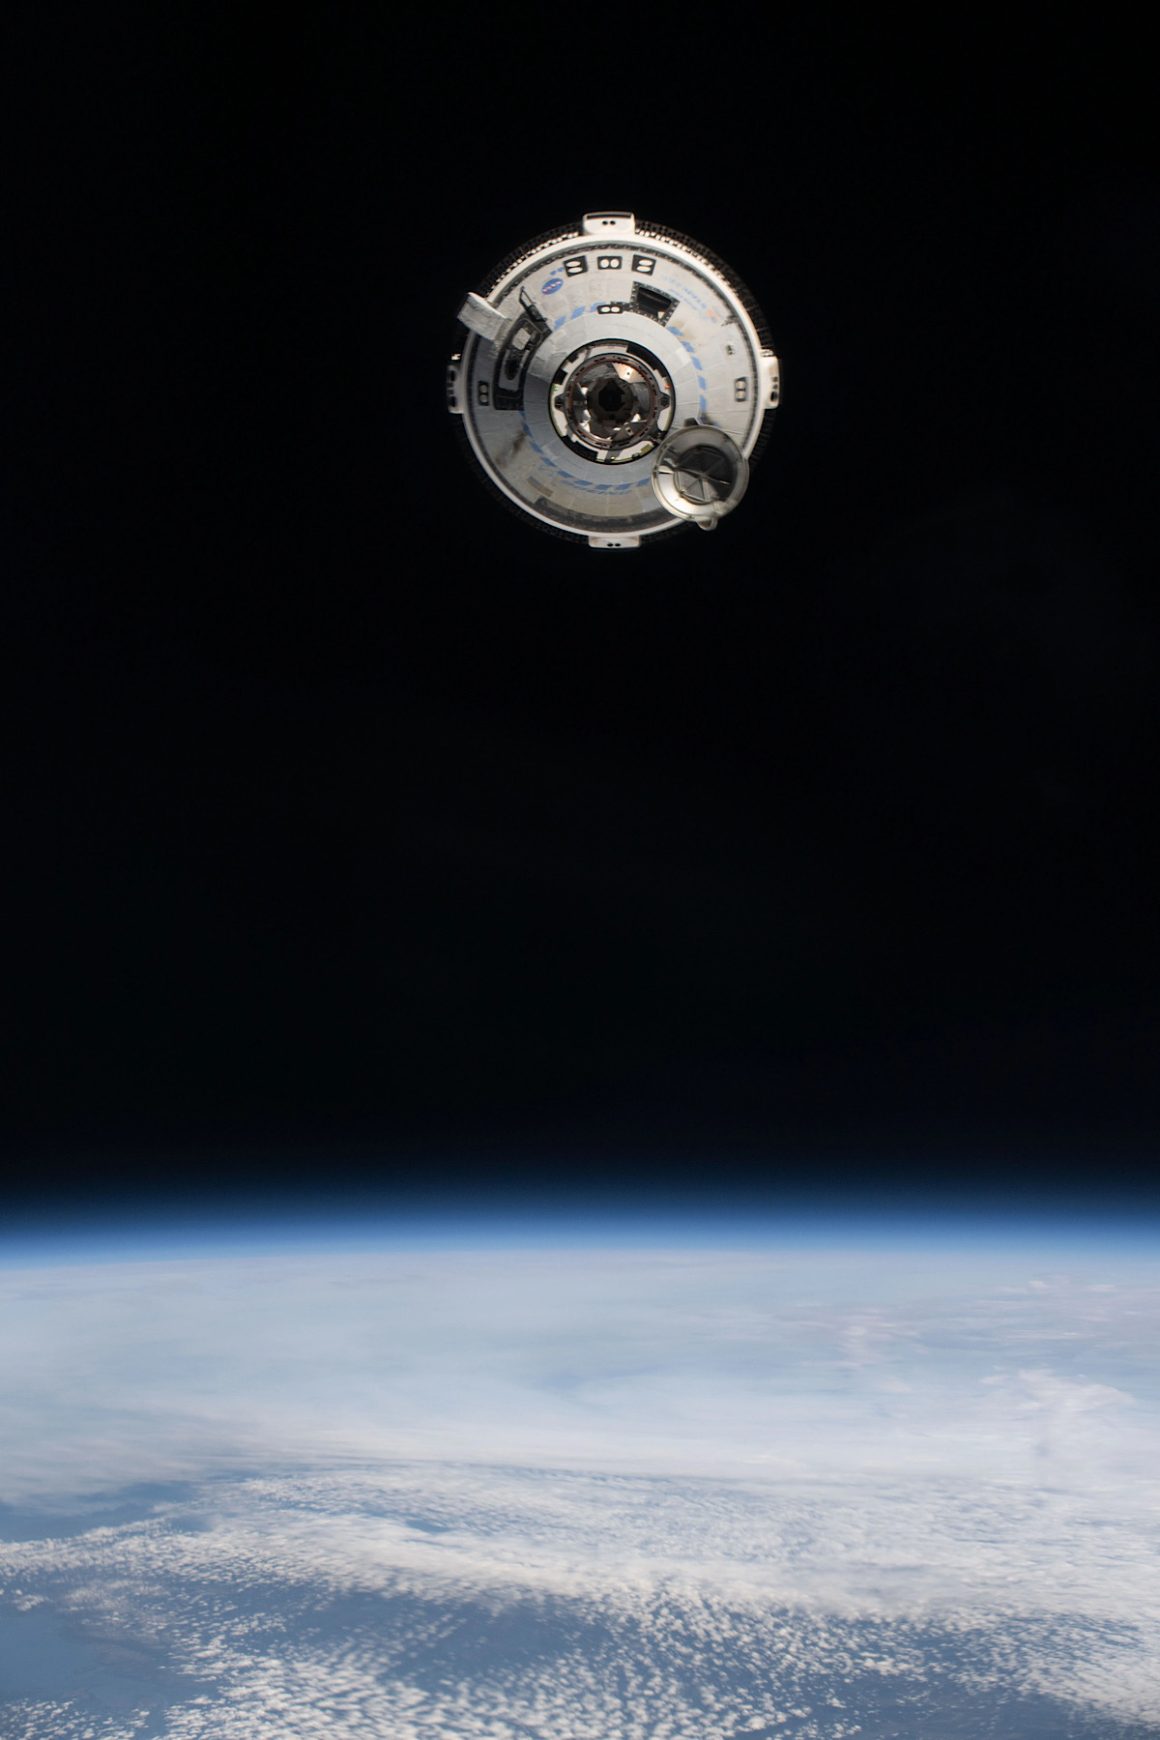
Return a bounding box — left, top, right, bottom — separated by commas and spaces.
1, 1213, 1158, 1738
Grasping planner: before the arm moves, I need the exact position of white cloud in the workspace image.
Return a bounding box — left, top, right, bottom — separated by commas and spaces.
4, 1456, 1160, 1731
1, 1235, 1159, 1733
2, 1242, 1158, 1504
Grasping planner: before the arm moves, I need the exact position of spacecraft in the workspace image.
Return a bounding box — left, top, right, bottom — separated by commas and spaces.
447, 213, 779, 549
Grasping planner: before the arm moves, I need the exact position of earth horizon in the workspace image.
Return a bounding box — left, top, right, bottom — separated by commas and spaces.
1, 1203, 1158, 1737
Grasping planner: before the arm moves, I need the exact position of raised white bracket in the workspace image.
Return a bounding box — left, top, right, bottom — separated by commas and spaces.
581, 212, 636, 237
457, 292, 508, 342
587, 532, 641, 550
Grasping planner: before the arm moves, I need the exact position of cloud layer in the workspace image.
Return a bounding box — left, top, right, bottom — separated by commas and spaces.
1, 1231, 1158, 1735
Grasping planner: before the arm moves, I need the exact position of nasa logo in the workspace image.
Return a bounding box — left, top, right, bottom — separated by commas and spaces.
541, 276, 564, 295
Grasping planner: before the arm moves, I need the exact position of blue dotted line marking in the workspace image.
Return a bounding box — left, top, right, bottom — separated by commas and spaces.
520, 413, 640, 493
668, 326, 709, 418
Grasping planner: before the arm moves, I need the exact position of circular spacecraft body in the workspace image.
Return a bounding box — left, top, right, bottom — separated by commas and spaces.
446, 213, 779, 549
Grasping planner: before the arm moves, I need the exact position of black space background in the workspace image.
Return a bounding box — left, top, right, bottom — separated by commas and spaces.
4, 17, 1158, 1221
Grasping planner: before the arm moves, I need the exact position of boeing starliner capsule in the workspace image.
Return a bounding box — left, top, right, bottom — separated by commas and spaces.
446, 213, 779, 549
